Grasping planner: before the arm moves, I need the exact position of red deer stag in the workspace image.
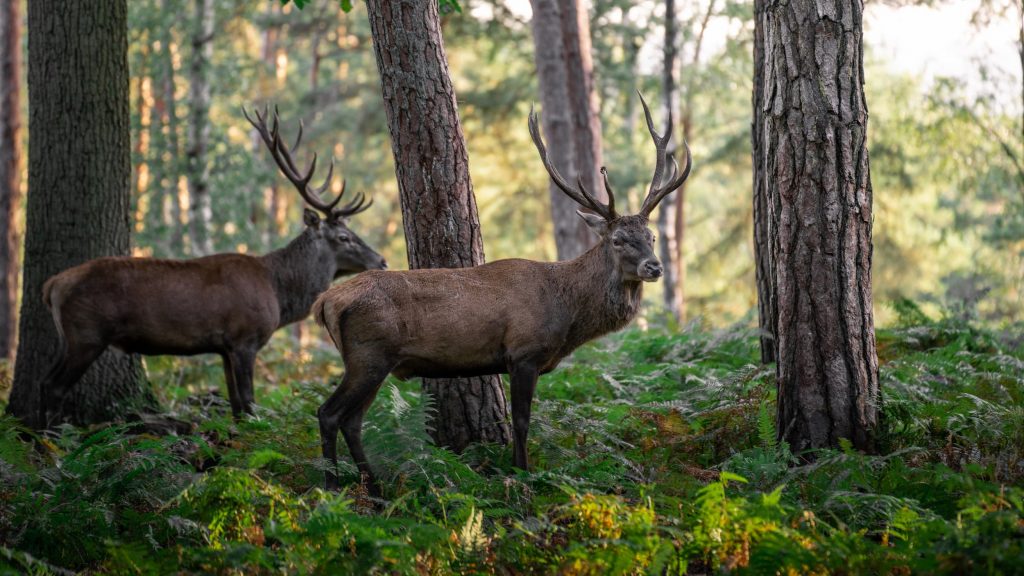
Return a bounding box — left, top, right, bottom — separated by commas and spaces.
312, 95, 691, 493
35, 108, 385, 428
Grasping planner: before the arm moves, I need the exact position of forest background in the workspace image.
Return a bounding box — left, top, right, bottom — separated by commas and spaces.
1, 0, 1017, 339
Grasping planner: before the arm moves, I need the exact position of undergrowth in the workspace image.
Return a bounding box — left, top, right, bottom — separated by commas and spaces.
0, 315, 1022, 574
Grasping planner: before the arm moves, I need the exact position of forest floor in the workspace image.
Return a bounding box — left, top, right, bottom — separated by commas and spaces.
1, 310, 1023, 574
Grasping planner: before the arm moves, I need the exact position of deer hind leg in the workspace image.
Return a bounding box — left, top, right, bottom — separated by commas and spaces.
510, 362, 540, 471
318, 356, 392, 495
40, 341, 105, 428
220, 353, 243, 417
226, 348, 258, 417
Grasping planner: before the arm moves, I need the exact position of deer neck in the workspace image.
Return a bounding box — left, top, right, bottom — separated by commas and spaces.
560, 240, 643, 345
261, 230, 336, 328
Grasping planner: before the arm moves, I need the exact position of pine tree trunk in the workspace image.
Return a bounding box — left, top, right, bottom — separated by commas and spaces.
156, 0, 184, 255
529, 0, 604, 261
752, 0, 775, 364
365, 0, 511, 452
657, 0, 681, 321
0, 0, 21, 360
186, 0, 213, 256
7, 0, 150, 427
253, 0, 279, 251
756, 0, 879, 452
529, 0, 586, 261
560, 0, 604, 203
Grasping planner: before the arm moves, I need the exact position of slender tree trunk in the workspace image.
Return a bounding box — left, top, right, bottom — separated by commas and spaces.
529, 0, 589, 261
157, 0, 185, 255
8, 0, 150, 426
186, 0, 214, 256
657, 0, 681, 320
674, 0, 716, 323
752, 0, 775, 364
0, 0, 20, 360
253, 0, 279, 250
133, 48, 151, 223
365, 0, 511, 452
756, 0, 879, 453
529, 0, 605, 261
560, 0, 604, 204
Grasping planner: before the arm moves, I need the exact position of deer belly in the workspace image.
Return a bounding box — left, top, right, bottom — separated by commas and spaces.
391, 358, 508, 380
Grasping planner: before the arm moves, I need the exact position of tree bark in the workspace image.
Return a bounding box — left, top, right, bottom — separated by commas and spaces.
0, 0, 20, 360
529, 0, 605, 261
559, 0, 604, 203
529, 0, 587, 261
8, 0, 150, 426
756, 0, 879, 453
186, 0, 214, 256
153, 0, 185, 256
365, 0, 511, 452
657, 0, 681, 320
752, 0, 775, 364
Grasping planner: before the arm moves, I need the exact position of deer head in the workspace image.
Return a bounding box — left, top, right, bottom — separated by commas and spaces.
245, 106, 386, 276
528, 92, 691, 282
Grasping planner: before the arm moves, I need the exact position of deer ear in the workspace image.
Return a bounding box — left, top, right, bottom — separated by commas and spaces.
576, 210, 608, 236
303, 209, 321, 229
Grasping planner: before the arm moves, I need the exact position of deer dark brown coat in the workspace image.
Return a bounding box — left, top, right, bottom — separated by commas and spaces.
312, 95, 691, 494
35, 109, 386, 428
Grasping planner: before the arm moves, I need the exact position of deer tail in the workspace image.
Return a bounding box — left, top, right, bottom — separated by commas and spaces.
313, 291, 342, 352
42, 274, 67, 347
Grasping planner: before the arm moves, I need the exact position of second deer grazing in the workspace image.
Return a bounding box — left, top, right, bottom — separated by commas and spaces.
35, 108, 385, 428
312, 95, 691, 493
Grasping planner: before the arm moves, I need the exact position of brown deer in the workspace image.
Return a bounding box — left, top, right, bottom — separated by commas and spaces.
311, 95, 691, 493
36, 108, 386, 428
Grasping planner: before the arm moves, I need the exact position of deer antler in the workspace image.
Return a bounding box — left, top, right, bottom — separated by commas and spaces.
637, 92, 692, 218
244, 105, 368, 219
528, 106, 617, 221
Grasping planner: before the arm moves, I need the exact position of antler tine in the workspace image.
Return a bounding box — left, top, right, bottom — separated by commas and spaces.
665, 139, 692, 192
600, 167, 615, 217
312, 159, 336, 197
528, 106, 615, 220
637, 92, 692, 217
335, 190, 373, 218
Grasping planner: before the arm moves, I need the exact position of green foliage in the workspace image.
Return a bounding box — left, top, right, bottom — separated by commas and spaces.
1, 317, 1022, 573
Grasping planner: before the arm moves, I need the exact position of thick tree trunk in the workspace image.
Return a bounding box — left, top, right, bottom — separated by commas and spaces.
657, 0, 681, 320
756, 0, 879, 453
529, 0, 604, 261
8, 0, 150, 426
186, 0, 214, 256
752, 0, 775, 364
0, 0, 20, 360
365, 0, 511, 452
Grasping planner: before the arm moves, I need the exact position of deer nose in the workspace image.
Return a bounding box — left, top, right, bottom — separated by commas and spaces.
642, 260, 663, 279
379, 258, 388, 270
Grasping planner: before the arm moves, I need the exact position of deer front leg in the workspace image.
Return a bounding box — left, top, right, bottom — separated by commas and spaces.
510, 362, 539, 471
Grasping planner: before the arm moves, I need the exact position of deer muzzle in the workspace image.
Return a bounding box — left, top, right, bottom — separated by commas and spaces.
638, 259, 663, 282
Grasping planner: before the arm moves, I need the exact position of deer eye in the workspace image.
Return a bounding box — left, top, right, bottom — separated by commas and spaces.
611, 236, 624, 247
337, 233, 351, 243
